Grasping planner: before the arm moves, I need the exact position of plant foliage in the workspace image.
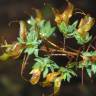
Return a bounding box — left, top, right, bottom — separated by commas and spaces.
0, 0, 96, 96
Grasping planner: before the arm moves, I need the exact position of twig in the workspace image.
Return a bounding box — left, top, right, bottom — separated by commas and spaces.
21, 54, 29, 81
40, 47, 80, 57
45, 38, 63, 50
50, 53, 66, 56
90, 45, 96, 50
81, 67, 84, 85
1, 45, 12, 48
63, 38, 66, 49
86, 36, 96, 51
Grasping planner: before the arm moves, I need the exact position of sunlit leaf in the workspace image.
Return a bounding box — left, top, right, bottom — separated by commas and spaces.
33, 57, 59, 72
29, 69, 41, 85
27, 16, 36, 26
92, 63, 96, 74
74, 14, 94, 45
59, 67, 77, 82
24, 31, 41, 56
86, 67, 92, 77
74, 32, 92, 45
46, 72, 60, 82
78, 14, 95, 35
54, 77, 62, 95
43, 67, 48, 78
82, 51, 96, 57
58, 21, 78, 38
39, 20, 55, 38
53, 1, 74, 24
0, 42, 23, 60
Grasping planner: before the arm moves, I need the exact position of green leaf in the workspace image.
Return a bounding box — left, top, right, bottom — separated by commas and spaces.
69, 69, 77, 76
51, 63, 59, 69
24, 48, 34, 55
66, 73, 72, 82
24, 31, 41, 56
32, 62, 41, 69
32, 57, 58, 76
17, 37, 25, 44
68, 21, 78, 33
49, 66, 54, 72
92, 63, 96, 74
34, 57, 44, 64
59, 67, 76, 82
54, 77, 61, 95
82, 51, 96, 57
43, 67, 49, 78
58, 22, 68, 34
74, 32, 92, 45
34, 49, 39, 57
86, 68, 92, 77
39, 20, 55, 38
58, 21, 78, 38
27, 16, 36, 26
62, 73, 67, 80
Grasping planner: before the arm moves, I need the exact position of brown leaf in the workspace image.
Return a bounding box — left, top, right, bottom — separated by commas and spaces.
19, 21, 27, 41
7, 43, 23, 59
0, 42, 23, 60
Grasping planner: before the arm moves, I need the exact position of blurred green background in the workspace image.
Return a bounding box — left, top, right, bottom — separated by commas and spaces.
0, 0, 96, 96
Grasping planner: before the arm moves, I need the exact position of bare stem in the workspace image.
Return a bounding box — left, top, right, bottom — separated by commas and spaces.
45, 38, 63, 50
44, 39, 81, 56
40, 47, 80, 57
81, 67, 84, 85
63, 38, 66, 49
21, 54, 29, 81
50, 53, 66, 56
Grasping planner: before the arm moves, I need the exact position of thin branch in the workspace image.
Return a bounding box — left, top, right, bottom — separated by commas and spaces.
81, 67, 84, 85
49, 53, 66, 56
86, 36, 96, 51
45, 38, 63, 50
21, 54, 29, 81
90, 45, 96, 50
40, 47, 80, 57
63, 38, 66, 49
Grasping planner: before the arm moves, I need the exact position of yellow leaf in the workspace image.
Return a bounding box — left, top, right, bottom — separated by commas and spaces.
54, 77, 62, 95
78, 14, 95, 36
46, 72, 60, 82
40, 81, 51, 87
61, 2, 74, 24
1, 42, 23, 60
7, 43, 23, 59
19, 21, 27, 41
32, 8, 43, 22
29, 69, 41, 85
0, 53, 10, 61
53, 2, 74, 24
